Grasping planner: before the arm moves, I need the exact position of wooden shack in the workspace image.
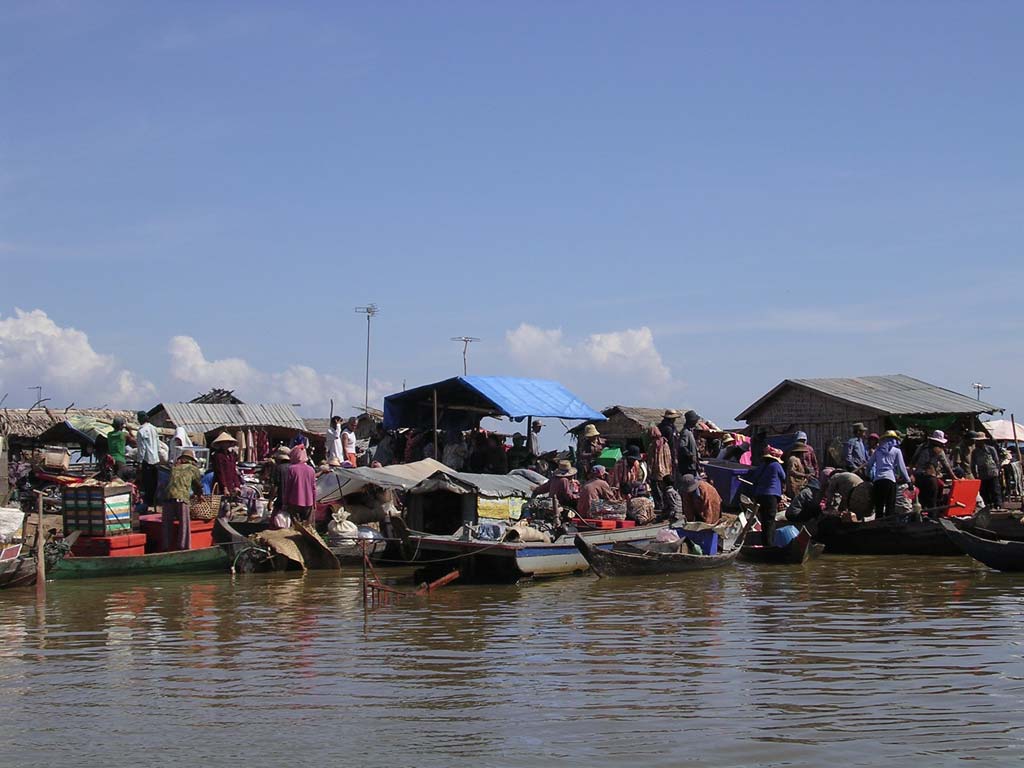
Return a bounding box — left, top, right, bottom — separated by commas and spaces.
736, 375, 1001, 464
570, 405, 720, 449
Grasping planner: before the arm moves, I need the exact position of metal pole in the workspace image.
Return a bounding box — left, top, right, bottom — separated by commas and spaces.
365, 313, 371, 414
1012, 413, 1023, 476
462, 342, 468, 376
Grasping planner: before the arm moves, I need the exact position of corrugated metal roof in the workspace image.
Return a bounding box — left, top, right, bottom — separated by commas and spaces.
152, 403, 306, 433
737, 375, 1000, 421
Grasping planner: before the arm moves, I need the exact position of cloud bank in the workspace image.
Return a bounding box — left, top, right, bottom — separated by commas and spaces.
505, 323, 679, 404
0, 309, 155, 407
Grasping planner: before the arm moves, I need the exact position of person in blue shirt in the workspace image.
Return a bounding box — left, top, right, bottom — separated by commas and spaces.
843, 423, 870, 472
866, 430, 912, 519
746, 446, 787, 547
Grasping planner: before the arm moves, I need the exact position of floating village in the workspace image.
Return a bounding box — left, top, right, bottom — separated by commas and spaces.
1, 372, 1021, 599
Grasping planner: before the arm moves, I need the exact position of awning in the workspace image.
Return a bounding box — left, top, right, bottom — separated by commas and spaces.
981, 419, 1024, 442
410, 470, 539, 498
316, 458, 450, 503
383, 376, 606, 430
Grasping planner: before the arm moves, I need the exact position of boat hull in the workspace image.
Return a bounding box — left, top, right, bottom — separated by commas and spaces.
816, 515, 962, 556
940, 518, 1024, 572
410, 523, 670, 581
575, 535, 741, 577
739, 527, 819, 564
49, 545, 233, 580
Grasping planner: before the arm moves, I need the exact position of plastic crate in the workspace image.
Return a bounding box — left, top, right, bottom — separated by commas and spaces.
671, 528, 719, 554
582, 519, 617, 529
71, 533, 147, 557
704, 460, 749, 507
62, 484, 133, 536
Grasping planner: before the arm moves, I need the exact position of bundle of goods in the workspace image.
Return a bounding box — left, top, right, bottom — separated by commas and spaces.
627, 496, 656, 525
589, 499, 627, 520
62, 481, 134, 536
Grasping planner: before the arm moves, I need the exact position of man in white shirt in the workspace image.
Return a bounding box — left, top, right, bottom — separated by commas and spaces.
325, 416, 344, 465
135, 410, 162, 510
341, 417, 358, 465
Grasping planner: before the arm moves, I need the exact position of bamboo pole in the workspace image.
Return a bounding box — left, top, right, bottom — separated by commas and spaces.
34, 490, 45, 599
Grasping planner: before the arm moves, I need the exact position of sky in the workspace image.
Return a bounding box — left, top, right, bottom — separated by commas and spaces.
1, 2, 1022, 440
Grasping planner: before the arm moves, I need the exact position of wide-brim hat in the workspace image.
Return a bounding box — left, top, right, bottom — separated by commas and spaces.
626, 445, 642, 459
211, 431, 237, 446
178, 449, 198, 463
883, 430, 901, 440
582, 424, 600, 438
927, 430, 948, 444
680, 473, 700, 493
970, 431, 988, 441
662, 409, 680, 419
328, 457, 343, 467
274, 446, 291, 462
764, 446, 784, 462
721, 433, 736, 445
852, 422, 867, 432
790, 443, 809, 452
554, 460, 577, 477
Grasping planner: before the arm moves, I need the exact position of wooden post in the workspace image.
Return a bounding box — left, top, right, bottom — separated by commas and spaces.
1012, 414, 1023, 484
34, 490, 46, 598
0, 434, 9, 506
526, 416, 533, 458
433, 389, 439, 458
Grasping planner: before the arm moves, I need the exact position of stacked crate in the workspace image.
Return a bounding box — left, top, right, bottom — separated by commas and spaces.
62, 483, 134, 536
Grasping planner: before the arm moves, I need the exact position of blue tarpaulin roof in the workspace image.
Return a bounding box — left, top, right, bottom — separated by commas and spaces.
383, 376, 606, 430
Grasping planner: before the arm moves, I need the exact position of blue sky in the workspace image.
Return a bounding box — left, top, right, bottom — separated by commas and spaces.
1, 2, 1021, 434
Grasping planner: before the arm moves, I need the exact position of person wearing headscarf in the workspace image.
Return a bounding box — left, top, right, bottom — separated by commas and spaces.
325, 416, 344, 465
278, 444, 317, 524
868, 431, 912, 519
163, 449, 204, 551
746, 446, 787, 547
210, 431, 241, 495
168, 426, 194, 465
646, 426, 673, 508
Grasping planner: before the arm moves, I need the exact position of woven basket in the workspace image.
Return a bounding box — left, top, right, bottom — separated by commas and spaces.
190, 494, 222, 521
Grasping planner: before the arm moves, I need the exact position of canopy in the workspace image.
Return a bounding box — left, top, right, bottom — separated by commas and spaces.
410, 470, 538, 498
36, 415, 122, 447
316, 458, 449, 503
981, 419, 1024, 442
383, 376, 606, 431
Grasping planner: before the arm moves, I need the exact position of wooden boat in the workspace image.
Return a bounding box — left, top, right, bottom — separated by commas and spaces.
403, 520, 672, 581
939, 518, 1024, 572
739, 526, 822, 565
815, 514, 962, 556
48, 543, 237, 580
574, 530, 745, 577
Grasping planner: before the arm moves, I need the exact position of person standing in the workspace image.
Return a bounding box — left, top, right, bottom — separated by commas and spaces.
646, 426, 673, 508
325, 416, 344, 465
843, 423, 870, 472
341, 418, 358, 466
677, 410, 702, 477
658, 410, 681, 476
788, 431, 819, 476
867, 431, 912, 519
210, 432, 241, 495
531, 460, 579, 507
278, 444, 318, 523
970, 432, 1003, 509
107, 417, 128, 478
162, 449, 203, 551
527, 420, 543, 461
577, 424, 606, 476
134, 410, 162, 511
746, 446, 786, 547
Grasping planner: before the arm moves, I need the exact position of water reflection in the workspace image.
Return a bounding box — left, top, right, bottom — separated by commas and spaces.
2, 558, 1024, 767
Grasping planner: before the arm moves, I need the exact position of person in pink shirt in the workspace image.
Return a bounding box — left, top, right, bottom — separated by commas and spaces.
279, 444, 317, 523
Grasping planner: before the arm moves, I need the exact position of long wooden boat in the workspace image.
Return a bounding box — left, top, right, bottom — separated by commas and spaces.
815, 515, 962, 556
405, 521, 672, 581
574, 532, 744, 577
739, 526, 822, 565
48, 543, 236, 580
939, 518, 1024, 572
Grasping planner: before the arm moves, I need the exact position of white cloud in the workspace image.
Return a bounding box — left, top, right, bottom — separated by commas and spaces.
505, 323, 678, 403
0, 308, 155, 407
168, 335, 385, 414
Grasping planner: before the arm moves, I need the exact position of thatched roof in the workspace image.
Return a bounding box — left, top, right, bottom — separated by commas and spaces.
568, 405, 720, 437
189, 388, 245, 405
0, 407, 138, 440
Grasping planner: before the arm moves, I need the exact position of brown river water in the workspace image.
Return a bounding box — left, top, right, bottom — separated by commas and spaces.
2, 556, 1024, 767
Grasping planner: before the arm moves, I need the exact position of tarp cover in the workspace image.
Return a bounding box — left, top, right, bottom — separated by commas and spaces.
981, 419, 1024, 442
316, 458, 449, 503
410, 470, 538, 498
383, 376, 606, 430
